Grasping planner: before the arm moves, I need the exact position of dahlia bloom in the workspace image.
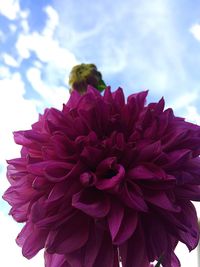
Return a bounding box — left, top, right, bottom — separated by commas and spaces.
3, 86, 200, 267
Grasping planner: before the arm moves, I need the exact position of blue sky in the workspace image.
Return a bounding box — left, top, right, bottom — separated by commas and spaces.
0, 0, 200, 266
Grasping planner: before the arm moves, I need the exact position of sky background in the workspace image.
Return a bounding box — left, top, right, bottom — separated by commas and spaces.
1, 0, 200, 266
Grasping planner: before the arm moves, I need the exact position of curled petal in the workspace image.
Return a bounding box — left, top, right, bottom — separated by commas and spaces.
96, 157, 125, 190
72, 188, 110, 218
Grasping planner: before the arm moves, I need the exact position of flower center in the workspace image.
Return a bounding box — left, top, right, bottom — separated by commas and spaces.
104, 169, 118, 179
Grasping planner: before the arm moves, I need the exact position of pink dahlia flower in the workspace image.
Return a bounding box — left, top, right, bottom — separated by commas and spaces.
3, 86, 200, 267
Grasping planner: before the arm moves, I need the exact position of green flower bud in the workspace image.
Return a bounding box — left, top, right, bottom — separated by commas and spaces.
69, 63, 106, 94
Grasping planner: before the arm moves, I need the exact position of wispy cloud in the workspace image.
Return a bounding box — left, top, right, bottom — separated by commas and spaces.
26, 67, 70, 109
54, 0, 188, 94
14, 5, 78, 107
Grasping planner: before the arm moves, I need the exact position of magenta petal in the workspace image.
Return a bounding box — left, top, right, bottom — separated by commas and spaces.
51, 132, 75, 159
65, 89, 82, 109
163, 149, 191, 169
44, 162, 74, 182
119, 223, 149, 267
45, 252, 69, 267
6, 157, 26, 167
80, 146, 103, 168
93, 232, 115, 267
66, 224, 104, 267
83, 226, 104, 267
23, 130, 49, 143
176, 201, 199, 251
142, 214, 178, 265
9, 203, 28, 222
145, 191, 181, 212
47, 182, 67, 202
171, 253, 181, 267
47, 213, 89, 254
128, 164, 166, 180
44, 161, 84, 182
138, 141, 161, 161
17, 223, 48, 259
127, 90, 148, 109
13, 131, 32, 146
112, 87, 125, 110
113, 209, 138, 245
108, 200, 124, 241
32, 176, 50, 190
3, 181, 36, 206
72, 188, 110, 218
175, 185, 200, 201
161, 129, 186, 150
121, 182, 148, 211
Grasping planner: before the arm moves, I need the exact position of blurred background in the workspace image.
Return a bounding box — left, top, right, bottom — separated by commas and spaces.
0, 0, 200, 266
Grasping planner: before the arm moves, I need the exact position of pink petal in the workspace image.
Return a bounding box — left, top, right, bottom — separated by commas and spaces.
72, 188, 110, 218
108, 200, 124, 241
113, 209, 138, 245
46, 213, 89, 254
119, 223, 149, 267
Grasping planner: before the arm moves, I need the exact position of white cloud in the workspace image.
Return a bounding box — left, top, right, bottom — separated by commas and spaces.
21, 19, 29, 33
14, 5, 78, 107
16, 31, 78, 69
2, 53, 19, 67
54, 0, 190, 97
0, 29, 5, 42
43, 5, 59, 38
185, 105, 200, 125
0, 0, 20, 20
20, 9, 29, 19
0, 0, 29, 21
16, 5, 78, 70
16, 34, 31, 59
9, 23, 17, 33
190, 23, 200, 41
166, 90, 200, 126
0, 211, 44, 267
168, 90, 198, 111
26, 67, 70, 109
0, 66, 11, 78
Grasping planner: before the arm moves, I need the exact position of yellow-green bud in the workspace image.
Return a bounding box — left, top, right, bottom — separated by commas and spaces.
69, 63, 106, 94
